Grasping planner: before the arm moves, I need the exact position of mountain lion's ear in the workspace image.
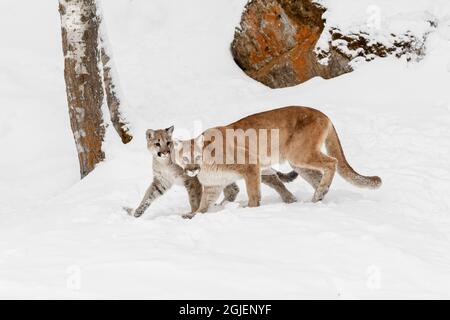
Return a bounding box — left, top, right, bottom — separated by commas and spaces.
146, 129, 155, 140
173, 139, 182, 150
195, 135, 204, 148
166, 125, 175, 135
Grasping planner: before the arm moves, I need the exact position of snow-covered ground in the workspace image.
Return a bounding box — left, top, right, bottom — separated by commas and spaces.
1, 0, 450, 299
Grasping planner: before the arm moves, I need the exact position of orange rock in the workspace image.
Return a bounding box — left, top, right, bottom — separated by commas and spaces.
231, 0, 351, 88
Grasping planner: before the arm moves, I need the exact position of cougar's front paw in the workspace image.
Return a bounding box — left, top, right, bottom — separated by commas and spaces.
124, 207, 144, 218
123, 207, 135, 216
133, 209, 145, 218
182, 213, 196, 220
248, 199, 261, 208
312, 187, 328, 203
282, 193, 297, 204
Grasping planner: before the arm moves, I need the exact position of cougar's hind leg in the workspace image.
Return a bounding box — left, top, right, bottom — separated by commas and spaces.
298, 153, 337, 203
294, 168, 323, 191
287, 119, 336, 202
261, 170, 297, 204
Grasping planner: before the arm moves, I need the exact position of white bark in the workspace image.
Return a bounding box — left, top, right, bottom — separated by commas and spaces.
98, 0, 133, 143
59, 0, 106, 178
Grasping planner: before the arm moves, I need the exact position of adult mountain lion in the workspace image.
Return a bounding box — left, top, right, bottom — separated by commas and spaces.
173, 106, 382, 218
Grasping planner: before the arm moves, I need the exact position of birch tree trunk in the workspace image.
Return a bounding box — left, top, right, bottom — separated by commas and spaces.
100, 37, 133, 144
59, 0, 104, 178
59, 0, 132, 178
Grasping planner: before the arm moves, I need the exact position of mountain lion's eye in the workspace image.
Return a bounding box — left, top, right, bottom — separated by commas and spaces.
167, 141, 171, 146
183, 156, 190, 163
155, 143, 161, 147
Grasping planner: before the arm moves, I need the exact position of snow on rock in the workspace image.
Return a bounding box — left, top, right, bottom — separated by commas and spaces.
315, 0, 443, 67
0, 0, 450, 299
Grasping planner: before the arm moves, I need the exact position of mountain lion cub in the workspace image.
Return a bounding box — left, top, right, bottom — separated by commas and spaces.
124, 126, 300, 218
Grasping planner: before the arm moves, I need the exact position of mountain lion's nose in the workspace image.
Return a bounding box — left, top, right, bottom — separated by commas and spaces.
186, 169, 200, 177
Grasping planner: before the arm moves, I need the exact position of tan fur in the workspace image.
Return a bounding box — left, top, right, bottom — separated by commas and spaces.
174, 106, 382, 215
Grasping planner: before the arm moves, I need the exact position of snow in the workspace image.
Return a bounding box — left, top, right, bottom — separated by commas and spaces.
0, 0, 450, 299
317, 0, 450, 34
315, 0, 450, 64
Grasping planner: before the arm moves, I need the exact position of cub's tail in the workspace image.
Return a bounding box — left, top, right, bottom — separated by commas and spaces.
276, 170, 299, 183
325, 125, 382, 189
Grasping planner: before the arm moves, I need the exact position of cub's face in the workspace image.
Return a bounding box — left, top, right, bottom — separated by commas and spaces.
173, 135, 204, 177
146, 126, 175, 162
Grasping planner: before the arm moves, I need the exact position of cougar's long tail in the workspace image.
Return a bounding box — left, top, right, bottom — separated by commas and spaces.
325, 125, 382, 189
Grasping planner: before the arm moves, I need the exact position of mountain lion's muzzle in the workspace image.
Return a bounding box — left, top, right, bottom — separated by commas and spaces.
185, 164, 201, 177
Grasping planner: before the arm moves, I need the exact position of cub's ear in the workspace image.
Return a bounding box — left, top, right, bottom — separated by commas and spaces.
195, 135, 205, 147
173, 139, 182, 150
165, 125, 175, 135
146, 129, 155, 140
